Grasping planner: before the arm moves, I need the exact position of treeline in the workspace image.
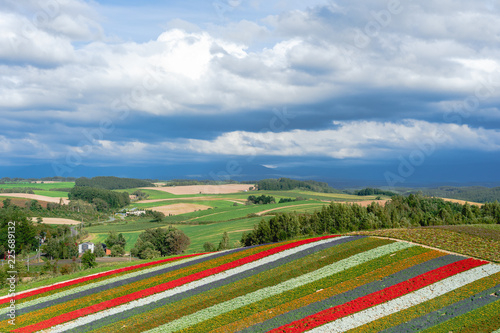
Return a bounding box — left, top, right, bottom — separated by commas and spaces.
0, 177, 76, 184
407, 186, 500, 203
354, 188, 397, 196
163, 179, 245, 186
241, 195, 500, 245
69, 186, 130, 209
0, 187, 40, 194
75, 176, 153, 190
257, 178, 339, 193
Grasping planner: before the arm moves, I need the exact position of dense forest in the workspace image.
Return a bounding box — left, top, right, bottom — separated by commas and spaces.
353, 188, 397, 196
241, 194, 500, 246
75, 176, 153, 190
405, 186, 500, 203
69, 186, 130, 209
257, 178, 339, 193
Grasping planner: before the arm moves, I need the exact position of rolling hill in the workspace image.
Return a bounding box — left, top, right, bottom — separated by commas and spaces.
1, 235, 499, 332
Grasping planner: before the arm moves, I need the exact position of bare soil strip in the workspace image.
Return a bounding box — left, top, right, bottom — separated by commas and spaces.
32, 217, 81, 225
0, 193, 69, 204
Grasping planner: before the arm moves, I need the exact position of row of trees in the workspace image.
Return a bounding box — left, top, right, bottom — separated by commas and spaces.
247, 195, 276, 205
75, 176, 153, 190
354, 188, 397, 197
257, 178, 338, 193
241, 195, 500, 246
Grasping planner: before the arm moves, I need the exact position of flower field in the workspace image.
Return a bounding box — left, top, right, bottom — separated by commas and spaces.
1, 235, 499, 332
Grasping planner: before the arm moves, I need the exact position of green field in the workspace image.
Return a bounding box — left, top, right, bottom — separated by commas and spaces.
0, 182, 75, 190
92, 216, 271, 254
33, 190, 69, 198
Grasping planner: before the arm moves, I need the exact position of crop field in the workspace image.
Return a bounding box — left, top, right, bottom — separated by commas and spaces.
356, 225, 500, 263
1, 236, 498, 332
32, 190, 69, 198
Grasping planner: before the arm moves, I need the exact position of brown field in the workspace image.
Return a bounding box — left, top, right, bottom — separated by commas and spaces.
141, 184, 255, 195
0, 198, 50, 209
439, 197, 483, 206
0, 193, 69, 204
32, 218, 81, 225
343, 199, 389, 207
153, 203, 213, 216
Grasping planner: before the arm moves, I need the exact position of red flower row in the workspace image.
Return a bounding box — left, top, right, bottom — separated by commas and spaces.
14, 235, 340, 333
0, 253, 205, 305
269, 257, 487, 333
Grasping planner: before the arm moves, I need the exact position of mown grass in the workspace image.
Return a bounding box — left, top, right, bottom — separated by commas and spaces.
355, 225, 500, 262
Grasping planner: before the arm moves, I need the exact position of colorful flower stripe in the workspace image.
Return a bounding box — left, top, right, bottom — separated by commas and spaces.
0, 252, 217, 316
1, 243, 280, 329
309, 264, 500, 332
268, 258, 487, 333
379, 281, 500, 332
239, 254, 464, 333
347, 271, 500, 333
143, 241, 414, 333
13, 235, 340, 333
210, 248, 442, 333
421, 299, 500, 333
0, 253, 204, 306
82, 237, 380, 333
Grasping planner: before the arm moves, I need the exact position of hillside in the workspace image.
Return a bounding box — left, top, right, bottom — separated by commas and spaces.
1, 235, 499, 332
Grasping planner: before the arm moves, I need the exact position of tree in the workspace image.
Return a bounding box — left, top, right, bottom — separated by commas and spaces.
2, 198, 11, 208
203, 242, 216, 252
151, 211, 165, 223
104, 231, 126, 248
130, 227, 190, 259
81, 250, 97, 269
217, 232, 230, 251
36, 217, 43, 224
166, 228, 190, 254
110, 245, 125, 257
94, 242, 106, 257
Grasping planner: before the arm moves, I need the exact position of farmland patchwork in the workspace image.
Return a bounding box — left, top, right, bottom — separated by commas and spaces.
0, 235, 498, 332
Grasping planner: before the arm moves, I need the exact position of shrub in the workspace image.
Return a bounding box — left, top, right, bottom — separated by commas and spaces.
81, 250, 97, 269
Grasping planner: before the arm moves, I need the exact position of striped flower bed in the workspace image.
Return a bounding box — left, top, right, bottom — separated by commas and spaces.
1, 235, 498, 332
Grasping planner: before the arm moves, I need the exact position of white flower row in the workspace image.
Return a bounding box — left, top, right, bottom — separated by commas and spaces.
0, 253, 215, 316
45, 236, 349, 333
310, 263, 500, 333
145, 241, 414, 333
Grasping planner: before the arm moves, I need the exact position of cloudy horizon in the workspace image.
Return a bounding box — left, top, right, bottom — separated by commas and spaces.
1, 0, 500, 187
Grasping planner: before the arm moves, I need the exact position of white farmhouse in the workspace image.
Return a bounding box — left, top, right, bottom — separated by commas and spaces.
78, 242, 95, 255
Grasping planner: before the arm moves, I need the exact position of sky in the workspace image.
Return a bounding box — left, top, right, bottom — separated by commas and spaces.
1, 0, 500, 187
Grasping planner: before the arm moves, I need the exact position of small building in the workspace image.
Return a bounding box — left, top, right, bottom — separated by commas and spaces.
78, 242, 95, 255
126, 210, 146, 216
